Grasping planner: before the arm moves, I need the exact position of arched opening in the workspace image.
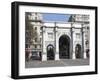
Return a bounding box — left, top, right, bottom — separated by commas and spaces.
85, 40, 89, 58
59, 35, 70, 59
47, 44, 55, 60
75, 44, 81, 58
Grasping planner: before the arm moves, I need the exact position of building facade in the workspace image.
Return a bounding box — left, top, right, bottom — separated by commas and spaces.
25, 12, 90, 61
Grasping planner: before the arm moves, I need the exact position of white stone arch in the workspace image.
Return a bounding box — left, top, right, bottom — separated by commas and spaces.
58, 33, 71, 40
57, 28, 71, 40
45, 41, 55, 49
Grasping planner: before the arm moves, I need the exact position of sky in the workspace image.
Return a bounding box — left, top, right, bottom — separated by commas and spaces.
42, 13, 70, 22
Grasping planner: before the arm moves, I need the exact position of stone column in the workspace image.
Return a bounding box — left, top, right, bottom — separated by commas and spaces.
42, 26, 47, 61
82, 27, 87, 59
70, 28, 73, 59
55, 27, 59, 60
71, 27, 76, 59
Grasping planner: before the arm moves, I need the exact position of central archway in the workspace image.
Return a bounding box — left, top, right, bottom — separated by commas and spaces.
59, 35, 70, 59
47, 44, 55, 60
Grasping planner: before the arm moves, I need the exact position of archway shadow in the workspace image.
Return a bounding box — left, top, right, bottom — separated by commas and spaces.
59, 35, 70, 59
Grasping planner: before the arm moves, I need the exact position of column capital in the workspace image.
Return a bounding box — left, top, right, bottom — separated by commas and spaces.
71, 23, 74, 27
81, 27, 86, 33
42, 26, 46, 32
71, 27, 75, 32
54, 26, 58, 32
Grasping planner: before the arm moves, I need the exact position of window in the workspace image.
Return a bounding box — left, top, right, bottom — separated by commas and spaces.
48, 33, 53, 39
35, 45, 37, 48
35, 16, 37, 20
35, 27, 37, 30
76, 33, 80, 39
85, 40, 89, 48
25, 44, 28, 48
40, 32, 42, 35
87, 27, 89, 30
35, 38, 37, 42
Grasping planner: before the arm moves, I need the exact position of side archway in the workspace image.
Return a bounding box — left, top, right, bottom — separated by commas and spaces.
47, 44, 55, 60
75, 44, 82, 58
